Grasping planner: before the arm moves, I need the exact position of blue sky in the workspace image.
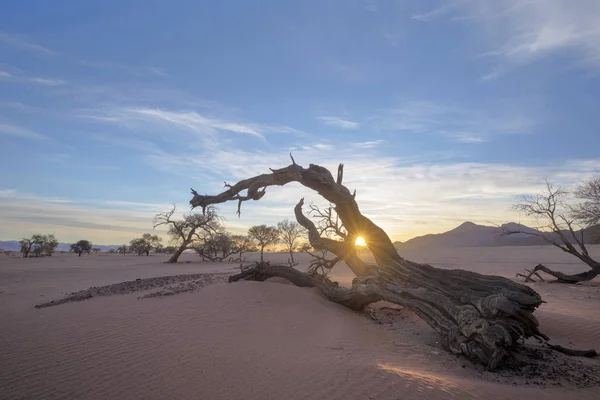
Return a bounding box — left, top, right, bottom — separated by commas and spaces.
1, 0, 599, 244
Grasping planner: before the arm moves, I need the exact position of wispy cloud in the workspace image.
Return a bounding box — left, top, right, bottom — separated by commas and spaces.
371, 99, 541, 142
143, 142, 600, 240
0, 189, 72, 204
318, 116, 360, 129
0, 123, 46, 140
364, 1, 379, 13
84, 107, 307, 148
132, 108, 265, 140
0, 69, 65, 86
352, 140, 385, 148
0, 31, 55, 54
2, 141, 598, 242
0, 101, 35, 111
78, 60, 168, 78
413, 0, 600, 78
42, 153, 72, 163
0, 190, 177, 243
412, 2, 462, 22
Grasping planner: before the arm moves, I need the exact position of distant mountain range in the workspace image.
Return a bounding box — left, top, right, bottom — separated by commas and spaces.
0, 241, 120, 252
393, 221, 598, 251
1, 222, 597, 253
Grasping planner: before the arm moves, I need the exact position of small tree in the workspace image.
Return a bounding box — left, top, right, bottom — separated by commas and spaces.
248, 225, 280, 263
70, 240, 92, 257
129, 233, 162, 256
195, 232, 242, 262
19, 238, 33, 258
277, 219, 305, 265
506, 178, 600, 283
571, 174, 600, 227
20, 234, 59, 257
117, 245, 128, 255
231, 235, 257, 262
92, 248, 101, 255
42, 234, 59, 256
153, 205, 222, 263
162, 245, 177, 254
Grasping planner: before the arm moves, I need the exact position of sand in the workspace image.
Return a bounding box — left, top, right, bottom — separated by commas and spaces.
1, 247, 599, 400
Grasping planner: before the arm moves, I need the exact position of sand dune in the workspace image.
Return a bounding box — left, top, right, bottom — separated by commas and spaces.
1, 248, 599, 399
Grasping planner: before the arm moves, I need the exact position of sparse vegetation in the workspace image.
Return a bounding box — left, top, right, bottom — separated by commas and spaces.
230, 235, 257, 262
129, 234, 162, 256
70, 240, 92, 257
507, 177, 600, 283
20, 234, 59, 258
153, 205, 222, 263
247, 225, 280, 263
277, 219, 305, 265
194, 232, 238, 262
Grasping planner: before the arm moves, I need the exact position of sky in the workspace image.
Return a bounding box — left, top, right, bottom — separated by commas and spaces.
1, 0, 599, 245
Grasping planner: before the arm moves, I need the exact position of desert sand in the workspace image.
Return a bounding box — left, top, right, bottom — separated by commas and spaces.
1, 246, 599, 400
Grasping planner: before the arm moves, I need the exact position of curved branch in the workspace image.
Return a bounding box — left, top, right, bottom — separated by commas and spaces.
190, 162, 400, 266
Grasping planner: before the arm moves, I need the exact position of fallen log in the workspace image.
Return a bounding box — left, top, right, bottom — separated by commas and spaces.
189, 158, 596, 370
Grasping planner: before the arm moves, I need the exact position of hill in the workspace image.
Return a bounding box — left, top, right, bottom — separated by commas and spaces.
393, 222, 596, 250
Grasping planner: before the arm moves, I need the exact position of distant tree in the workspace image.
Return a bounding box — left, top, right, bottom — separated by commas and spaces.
70, 240, 92, 257
19, 238, 33, 258
19, 234, 59, 257
277, 219, 305, 265
129, 233, 162, 256
161, 246, 177, 254
231, 235, 257, 262
248, 225, 280, 263
117, 245, 128, 255
571, 174, 600, 227
153, 205, 222, 263
195, 232, 240, 262
108, 249, 117, 254
506, 178, 600, 283
92, 248, 101, 255
42, 234, 59, 256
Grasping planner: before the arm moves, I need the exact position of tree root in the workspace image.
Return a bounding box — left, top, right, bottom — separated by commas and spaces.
547, 344, 598, 358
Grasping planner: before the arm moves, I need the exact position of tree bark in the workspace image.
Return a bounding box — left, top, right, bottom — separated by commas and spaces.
167, 244, 189, 263
189, 160, 591, 370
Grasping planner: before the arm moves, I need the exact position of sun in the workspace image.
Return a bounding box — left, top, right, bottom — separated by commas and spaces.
355, 236, 367, 247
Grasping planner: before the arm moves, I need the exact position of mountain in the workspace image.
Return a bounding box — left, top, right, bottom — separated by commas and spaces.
393, 221, 590, 250
0, 241, 120, 252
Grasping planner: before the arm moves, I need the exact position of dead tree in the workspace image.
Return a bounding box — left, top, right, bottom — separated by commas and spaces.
506, 180, 600, 283
153, 205, 221, 263
189, 158, 592, 370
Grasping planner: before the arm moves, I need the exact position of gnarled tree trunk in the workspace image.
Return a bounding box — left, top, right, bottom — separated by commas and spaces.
168, 243, 189, 264
189, 159, 591, 370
